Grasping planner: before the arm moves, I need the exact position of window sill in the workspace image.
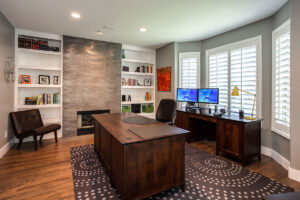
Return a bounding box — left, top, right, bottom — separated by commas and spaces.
272, 128, 290, 140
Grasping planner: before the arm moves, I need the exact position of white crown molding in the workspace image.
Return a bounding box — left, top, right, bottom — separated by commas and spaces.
0, 139, 15, 158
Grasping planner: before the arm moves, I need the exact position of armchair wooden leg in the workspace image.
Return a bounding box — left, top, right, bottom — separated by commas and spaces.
33, 135, 38, 151
39, 135, 44, 145
18, 138, 23, 149
54, 130, 58, 143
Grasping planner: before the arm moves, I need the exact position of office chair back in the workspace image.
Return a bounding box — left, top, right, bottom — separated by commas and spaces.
156, 99, 177, 123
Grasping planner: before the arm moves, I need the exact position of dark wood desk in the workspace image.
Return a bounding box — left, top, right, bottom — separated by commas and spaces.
175, 109, 262, 165
93, 113, 189, 200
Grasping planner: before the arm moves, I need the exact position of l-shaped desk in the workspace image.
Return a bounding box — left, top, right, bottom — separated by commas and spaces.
175, 109, 262, 165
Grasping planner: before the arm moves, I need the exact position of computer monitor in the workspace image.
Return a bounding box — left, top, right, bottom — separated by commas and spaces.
198, 88, 219, 104
176, 88, 198, 102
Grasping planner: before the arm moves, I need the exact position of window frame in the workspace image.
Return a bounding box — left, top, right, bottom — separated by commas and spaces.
178, 52, 201, 88
271, 19, 291, 140
205, 36, 262, 118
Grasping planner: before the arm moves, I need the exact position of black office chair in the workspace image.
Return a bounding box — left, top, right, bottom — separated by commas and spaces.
156, 99, 177, 124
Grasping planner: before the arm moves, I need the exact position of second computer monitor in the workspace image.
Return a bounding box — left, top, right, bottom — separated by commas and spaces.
198, 88, 219, 104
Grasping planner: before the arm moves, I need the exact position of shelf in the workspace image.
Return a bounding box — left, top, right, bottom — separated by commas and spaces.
17, 65, 61, 71
122, 101, 154, 105
17, 104, 61, 109
122, 86, 154, 89
122, 59, 154, 64
17, 84, 62, 88
18, 48, 61, 56
122, 72, 154, 76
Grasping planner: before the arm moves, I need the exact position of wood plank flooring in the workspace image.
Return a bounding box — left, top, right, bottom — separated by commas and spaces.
0, 136, 299, 200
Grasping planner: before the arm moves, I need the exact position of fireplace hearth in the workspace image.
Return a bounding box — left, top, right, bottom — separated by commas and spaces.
77, 110, 110, 135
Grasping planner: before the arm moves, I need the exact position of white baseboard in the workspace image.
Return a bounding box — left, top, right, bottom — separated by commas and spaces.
288, 167, 300, 182
0, 139, 15, 158
261, 146, 290, 170
261, 146, 300, 182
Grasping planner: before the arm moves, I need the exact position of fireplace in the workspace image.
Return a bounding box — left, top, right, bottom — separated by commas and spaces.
77, 110, 110, 135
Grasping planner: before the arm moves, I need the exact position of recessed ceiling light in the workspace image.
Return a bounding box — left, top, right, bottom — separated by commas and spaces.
71, 12, 81, 19
139, 27, 146, 32
96, 31, 104, 35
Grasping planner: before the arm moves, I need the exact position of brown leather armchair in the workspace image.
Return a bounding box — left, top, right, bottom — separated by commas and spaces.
10, 109, 61, 150
156, 99, 177, 124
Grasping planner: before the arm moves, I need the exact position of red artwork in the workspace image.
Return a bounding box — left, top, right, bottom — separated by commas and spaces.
157, 67, 171, 91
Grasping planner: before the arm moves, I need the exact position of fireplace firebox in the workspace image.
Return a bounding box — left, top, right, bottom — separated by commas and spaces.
77, 110, 110, 135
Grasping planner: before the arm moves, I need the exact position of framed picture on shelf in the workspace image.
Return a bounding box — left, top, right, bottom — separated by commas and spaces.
144, 78, 151, 86
39, 75, 50, 84
53, 76, 59, 85
21, 75, 31, 84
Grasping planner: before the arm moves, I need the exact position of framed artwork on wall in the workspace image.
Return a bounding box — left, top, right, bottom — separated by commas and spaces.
157, 67, 171, 91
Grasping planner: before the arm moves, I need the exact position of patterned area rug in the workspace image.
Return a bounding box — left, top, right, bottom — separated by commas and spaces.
70, 144, 294, 200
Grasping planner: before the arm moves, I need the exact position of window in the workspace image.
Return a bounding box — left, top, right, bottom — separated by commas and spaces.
179, 52, 200, 88
206, 36, 261, 118
272, 20, 290, 139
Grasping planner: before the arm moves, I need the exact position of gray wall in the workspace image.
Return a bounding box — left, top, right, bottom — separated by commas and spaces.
290, 0, 300, 170
0, 12, 14, 149
155, 42, 175, 109
63, 36, 121, 137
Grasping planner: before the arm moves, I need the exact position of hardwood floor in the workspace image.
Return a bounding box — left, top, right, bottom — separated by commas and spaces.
0, 136, 299, 200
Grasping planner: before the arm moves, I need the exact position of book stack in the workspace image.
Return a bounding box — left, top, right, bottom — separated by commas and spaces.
145, 92, 151, 101
127, 78, 138, 86
18, 37, 60, 52
136, 65, 153, 73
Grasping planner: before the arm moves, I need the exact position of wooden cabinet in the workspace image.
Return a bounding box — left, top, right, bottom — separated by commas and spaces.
218, 120, 241, 157
175, 110, 262, 165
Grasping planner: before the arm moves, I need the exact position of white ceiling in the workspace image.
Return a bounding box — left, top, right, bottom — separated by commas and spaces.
0, 0, 288, 49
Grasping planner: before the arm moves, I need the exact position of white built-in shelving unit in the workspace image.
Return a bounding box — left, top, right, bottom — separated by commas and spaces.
14, 29, 63, 140
121, 45, 156, 118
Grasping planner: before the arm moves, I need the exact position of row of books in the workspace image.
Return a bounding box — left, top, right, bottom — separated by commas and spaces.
126, 78, 140, 86
136, 65, 153, 73
18, 37, 60, 52
24, 93, 60, 105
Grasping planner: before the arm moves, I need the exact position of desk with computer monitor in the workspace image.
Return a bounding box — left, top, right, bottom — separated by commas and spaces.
175, 88, 262, 165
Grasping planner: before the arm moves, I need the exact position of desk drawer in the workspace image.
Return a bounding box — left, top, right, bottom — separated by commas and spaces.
190, 114, 217, 123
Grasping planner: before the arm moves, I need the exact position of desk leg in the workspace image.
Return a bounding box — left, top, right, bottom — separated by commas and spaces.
180, 182, 185, 192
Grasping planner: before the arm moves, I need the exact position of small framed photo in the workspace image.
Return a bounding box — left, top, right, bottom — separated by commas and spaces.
53, 76, 59, 85
21, 75, 31, 84
39, 75, 50, 84
144, 78, 151, 86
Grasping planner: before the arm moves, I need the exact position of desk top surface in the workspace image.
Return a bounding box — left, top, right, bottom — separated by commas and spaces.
177, 109, 262, 123
93, 113, 190, 144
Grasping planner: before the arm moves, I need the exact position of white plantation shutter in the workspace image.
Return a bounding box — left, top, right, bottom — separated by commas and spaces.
179, 52, 200, 88
272, 20, 290, 138
207, 36, 261, 116
230, 46, 257, 117
208, 52, 228, 109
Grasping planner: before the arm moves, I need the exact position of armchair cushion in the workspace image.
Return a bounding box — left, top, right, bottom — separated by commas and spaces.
34, 124, 61, 135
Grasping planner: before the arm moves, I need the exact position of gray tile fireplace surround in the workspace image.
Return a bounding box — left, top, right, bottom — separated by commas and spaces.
63, 35, 121, 137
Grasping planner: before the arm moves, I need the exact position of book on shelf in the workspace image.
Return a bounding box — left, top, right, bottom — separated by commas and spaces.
24, 92, 60, 105
136, 65, 153, 74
